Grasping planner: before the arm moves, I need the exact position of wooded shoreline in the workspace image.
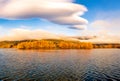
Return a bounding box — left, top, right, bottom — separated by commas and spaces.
0, 39, 120, 49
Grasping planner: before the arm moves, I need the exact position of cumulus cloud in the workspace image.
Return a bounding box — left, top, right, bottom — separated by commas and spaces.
0, 28, 60, 41
91, 20, 120, 29
91, 11, 120, 30
78, 29, 120, 43
90, 19, 120, 34
0, 0, 88, 29
0, 28, 79, 41
84, 12, 120, 43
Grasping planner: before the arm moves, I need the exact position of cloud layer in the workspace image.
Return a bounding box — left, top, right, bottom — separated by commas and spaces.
0, 28, 60, 41
0, 0, 88, 29
81, 11, 120, 43
0, 28, 79, 41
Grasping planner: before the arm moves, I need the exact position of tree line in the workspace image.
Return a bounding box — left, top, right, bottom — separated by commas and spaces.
0, 39, 93, 49
93, 43, 120, 48
0, 39, 120, 49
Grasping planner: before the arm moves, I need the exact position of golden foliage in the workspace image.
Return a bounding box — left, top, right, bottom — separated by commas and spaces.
17, 40, 57, 49
16, 40, 93, 49
1, 40, 120, 49
57, 41, 93, 49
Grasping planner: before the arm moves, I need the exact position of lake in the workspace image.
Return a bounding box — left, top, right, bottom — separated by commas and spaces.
0, 49, 120, 81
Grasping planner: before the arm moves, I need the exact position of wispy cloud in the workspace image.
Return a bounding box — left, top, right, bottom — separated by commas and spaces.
0, 0, 88, 29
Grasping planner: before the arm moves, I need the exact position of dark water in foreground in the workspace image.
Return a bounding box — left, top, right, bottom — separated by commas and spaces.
0, 49, 120, 81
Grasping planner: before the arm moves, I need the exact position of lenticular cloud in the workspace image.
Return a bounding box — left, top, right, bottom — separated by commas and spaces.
0, 0, 88, 29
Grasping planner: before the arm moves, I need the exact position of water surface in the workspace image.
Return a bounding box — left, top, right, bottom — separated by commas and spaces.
0, 49, 120, 81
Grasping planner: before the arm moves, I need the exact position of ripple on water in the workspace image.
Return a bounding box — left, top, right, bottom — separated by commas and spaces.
0, 49, 120, 81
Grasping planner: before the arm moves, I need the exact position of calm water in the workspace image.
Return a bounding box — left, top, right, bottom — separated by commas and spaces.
0, 49, 120, 81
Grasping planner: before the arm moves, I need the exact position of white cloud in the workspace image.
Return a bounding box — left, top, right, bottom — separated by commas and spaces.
91, 19, 120, 30
0, 28, 79, 41
83, 11, 120, 43
0, 0, 88, 29
91, 20, 110, 28
0, 28, 60, 41
90, 18, 120, 36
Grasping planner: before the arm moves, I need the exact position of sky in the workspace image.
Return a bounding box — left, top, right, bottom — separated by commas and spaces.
0, 0, 120, 43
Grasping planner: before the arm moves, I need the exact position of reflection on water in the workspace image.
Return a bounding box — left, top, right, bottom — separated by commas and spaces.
0, 49, 120, 81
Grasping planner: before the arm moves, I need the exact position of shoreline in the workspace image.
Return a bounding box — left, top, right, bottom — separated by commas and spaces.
0, 39, 120, 50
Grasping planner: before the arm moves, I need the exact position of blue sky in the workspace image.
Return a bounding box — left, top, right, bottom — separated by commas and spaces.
0, 0, 119, 27
75, 0, 120, 21
0, 0, 120, 42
